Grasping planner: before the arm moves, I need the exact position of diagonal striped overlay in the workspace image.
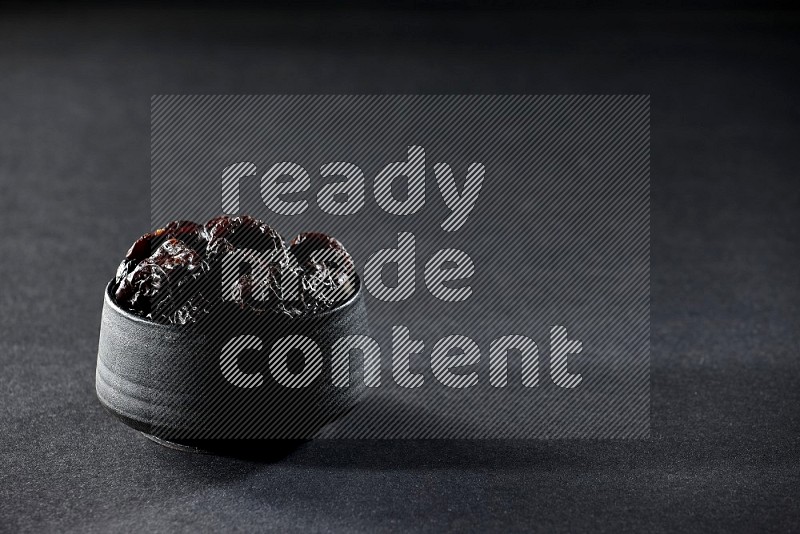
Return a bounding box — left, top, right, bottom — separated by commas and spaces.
147, 95, 650, 439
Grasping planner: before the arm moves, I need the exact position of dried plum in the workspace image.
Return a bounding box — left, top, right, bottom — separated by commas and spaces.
230, 262, 284, 314
204, 215, 283, 255
114, 220, 204, 284
289, 232, 356, 314
115, 238, 209, 323
288, 232, 349, 264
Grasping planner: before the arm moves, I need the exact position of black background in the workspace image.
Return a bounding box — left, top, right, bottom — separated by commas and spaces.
1, 3, 798, 532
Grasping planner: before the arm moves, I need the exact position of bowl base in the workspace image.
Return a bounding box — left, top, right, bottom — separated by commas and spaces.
140, 432, 307, 459
141, 432, 215, 454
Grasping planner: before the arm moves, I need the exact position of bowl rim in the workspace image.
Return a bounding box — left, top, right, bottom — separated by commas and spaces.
104, 272, 363, 328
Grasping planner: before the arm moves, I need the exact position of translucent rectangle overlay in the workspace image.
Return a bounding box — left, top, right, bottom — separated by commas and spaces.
149, 95, 650, 439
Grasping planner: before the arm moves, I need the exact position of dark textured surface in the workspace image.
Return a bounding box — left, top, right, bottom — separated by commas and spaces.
1, 6, 798, 532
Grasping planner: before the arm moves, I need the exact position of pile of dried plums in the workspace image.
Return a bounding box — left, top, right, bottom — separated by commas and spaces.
112, 216, 356, 324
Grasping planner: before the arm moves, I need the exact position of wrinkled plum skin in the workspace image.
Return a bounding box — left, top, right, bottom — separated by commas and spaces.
204, 215, 283, 255
114, 220, 204, 286
112, 216, 355, 324
114, 238, 209, 324
289, 232, 356, 314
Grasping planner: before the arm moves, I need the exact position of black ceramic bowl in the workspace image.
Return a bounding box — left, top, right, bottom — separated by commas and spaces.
96, 275, 368, 449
